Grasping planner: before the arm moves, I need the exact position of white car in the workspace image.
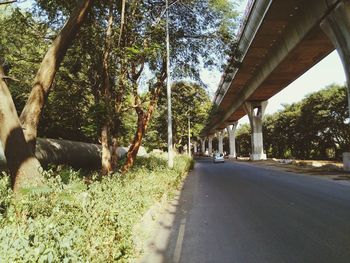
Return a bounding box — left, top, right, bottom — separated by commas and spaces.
213, 153, 225, 163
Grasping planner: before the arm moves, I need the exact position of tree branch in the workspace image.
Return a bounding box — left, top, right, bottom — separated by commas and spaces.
117, 0, 126, 47
0, 0, 17, 5
0, 75, 19, 81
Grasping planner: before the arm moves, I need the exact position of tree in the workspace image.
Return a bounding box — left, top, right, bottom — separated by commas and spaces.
100, 0, 115, 175
1, 0, 239, 180
120, 0, 239, 171
260, 84, 350, 160
0, 64, 43, 192
146, 81, 212, 152
296, 85, 350, 159
236, 123, 251, 157
19, 0, 94, 151
0, 0, 93, 192
263, 103, 300, 158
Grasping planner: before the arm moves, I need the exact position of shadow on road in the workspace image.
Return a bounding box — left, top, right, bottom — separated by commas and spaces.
139, 157, 350, 263
139, 158, 210, 263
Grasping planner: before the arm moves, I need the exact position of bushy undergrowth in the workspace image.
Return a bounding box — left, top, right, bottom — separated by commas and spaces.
0, 154, 193, 262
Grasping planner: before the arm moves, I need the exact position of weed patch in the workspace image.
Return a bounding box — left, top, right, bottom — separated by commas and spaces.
0, 154, 193, 262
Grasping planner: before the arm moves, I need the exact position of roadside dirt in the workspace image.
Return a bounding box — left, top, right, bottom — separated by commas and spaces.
234, 158, 350, 181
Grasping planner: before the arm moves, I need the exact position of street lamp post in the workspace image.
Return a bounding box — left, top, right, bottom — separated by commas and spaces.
166, 0, 174, 168
188, 115, 191, 156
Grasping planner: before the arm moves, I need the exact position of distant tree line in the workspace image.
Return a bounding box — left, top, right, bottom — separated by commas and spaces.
236, 85, 350, 160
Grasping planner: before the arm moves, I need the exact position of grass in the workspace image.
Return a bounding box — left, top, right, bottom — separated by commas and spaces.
0, 154, 194, 262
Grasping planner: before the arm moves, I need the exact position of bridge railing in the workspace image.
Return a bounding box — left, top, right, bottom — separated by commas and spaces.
214, 0, 256, 105
236, 0, 256, 39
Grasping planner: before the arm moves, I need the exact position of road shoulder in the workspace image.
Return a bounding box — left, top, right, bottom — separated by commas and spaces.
229, 158, 350, 183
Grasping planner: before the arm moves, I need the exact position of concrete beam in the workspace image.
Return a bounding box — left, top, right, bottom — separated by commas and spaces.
320, 0, 350, 171
320, 0, 350, 119
208, 0, 340, 135
214, 0, 273, 106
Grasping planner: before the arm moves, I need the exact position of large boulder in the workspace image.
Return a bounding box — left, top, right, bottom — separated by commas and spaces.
116, 146, 148, 158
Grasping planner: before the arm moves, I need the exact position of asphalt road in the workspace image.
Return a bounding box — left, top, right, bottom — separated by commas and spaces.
156, 158, 350, 263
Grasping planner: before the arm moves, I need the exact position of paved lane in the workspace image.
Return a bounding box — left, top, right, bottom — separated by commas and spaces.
161, 158, 350, 263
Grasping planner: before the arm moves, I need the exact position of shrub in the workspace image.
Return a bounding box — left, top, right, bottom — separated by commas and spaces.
0, 154, 193, 262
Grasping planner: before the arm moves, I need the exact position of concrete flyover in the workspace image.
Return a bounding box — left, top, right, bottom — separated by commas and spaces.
202, 0, 350, 166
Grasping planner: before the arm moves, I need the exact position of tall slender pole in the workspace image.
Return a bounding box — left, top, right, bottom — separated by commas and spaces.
188, 116, 191, 156
166, 0, 174, 168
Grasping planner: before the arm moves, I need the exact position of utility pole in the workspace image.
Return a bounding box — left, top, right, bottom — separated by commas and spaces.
166, 0, 174, 168
188, 115, 191, 156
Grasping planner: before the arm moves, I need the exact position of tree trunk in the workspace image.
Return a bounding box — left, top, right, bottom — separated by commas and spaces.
122, 108, 146, 172
117, 0, 126, 47
122, 60, 166, 173
101, 0, 114, 175
19, 0, 94, 151
122, 84, 163, 172
111, 138, 118, 170
101, 125, 112, 174
0, 65, 43, 193
122, 98, 160, 173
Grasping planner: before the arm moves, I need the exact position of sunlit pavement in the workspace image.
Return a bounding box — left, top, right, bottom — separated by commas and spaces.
140, 157, 350, 263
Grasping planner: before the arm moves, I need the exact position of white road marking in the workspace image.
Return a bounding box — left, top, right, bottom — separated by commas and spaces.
173, 218, 187, 263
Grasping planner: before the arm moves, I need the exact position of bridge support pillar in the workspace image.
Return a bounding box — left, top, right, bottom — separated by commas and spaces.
320, 0, 350, 171
227, 122, 238, 158
320, 0, 350, 120
208, 135, 213, 156
201, 138, 206, 155
218, 131, 224, 155
244, 101, 267, 161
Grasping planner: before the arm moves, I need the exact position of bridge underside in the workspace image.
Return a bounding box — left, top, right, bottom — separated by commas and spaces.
207, 0, 337, 134
221, 27, 334, 128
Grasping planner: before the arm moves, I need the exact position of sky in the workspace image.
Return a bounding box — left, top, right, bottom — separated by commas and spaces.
15, 0, 347, 127
201, 0, 347, 126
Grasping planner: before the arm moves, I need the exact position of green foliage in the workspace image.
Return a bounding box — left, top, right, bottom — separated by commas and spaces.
236, 85, 350, 160
1, 0, 239, 151
294, 85, 350, 159
0, 154, 193, 261
145, 81, 212, 152
236, 123, 251, 156
167, 0, 239, 79
262, 103, 301, 158
0, 8, 48, 113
